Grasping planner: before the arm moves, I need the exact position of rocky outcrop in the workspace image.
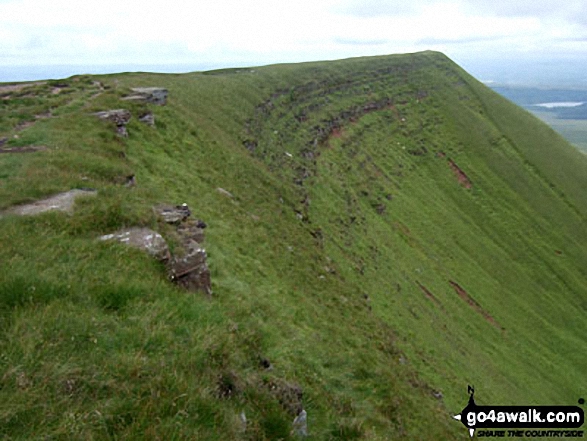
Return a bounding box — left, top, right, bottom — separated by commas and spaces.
170, 239, 211, 295
99, 228, 170, 262
93, 109, 131, 137
155, 204, 212, 296
99, 204, 211, 296
122, 87, 168, 105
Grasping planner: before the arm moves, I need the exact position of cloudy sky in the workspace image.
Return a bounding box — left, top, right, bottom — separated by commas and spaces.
1, 0, 587, 83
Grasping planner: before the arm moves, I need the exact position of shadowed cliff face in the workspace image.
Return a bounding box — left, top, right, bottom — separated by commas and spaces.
0, 52, 586, 440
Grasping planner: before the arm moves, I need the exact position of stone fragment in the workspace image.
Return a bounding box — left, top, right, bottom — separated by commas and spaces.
216, 187, 234, 198
100, 227, 170, 262
139, 111, 155, 126
239, 411, 247, 433
116, 126, 128, 137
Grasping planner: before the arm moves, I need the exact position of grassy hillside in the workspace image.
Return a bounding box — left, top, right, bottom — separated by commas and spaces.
1, 51, 586, 440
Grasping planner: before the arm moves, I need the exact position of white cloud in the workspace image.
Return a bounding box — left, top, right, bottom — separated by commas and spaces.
0, 0, 586, 74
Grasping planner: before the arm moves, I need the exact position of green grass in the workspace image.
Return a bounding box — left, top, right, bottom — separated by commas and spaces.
1, 51, 586, 440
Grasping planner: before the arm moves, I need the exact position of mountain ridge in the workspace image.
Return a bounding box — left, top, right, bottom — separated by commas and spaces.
0, 51, 585, 440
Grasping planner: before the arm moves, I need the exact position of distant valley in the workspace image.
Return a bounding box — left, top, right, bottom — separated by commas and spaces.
492, 86, 587, 153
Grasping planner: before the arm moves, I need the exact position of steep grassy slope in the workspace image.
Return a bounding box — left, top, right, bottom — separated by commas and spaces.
1, 52, 586, 440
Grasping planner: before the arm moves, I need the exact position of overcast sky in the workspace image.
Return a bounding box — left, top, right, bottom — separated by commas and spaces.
2, 0, 587, 83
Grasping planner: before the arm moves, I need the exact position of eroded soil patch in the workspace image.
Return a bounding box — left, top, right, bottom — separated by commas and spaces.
417, 282, 443, 308
449, 281, 503, 330
448, 159, 472, 189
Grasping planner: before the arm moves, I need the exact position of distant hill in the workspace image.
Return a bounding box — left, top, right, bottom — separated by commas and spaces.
1, 51, 586, 440
491, 86, 587, 106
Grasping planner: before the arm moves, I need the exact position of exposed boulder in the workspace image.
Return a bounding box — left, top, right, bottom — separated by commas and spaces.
122, 87, 168, 105
93, 109, 131, 137
100, 227, 170, 262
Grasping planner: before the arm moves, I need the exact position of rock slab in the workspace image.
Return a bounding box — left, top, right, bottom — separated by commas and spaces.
5, 189, 97, 216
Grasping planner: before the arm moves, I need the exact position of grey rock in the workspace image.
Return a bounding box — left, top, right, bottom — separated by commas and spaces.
292, 409, 308, 438
4, 189, 97, 216
116, 125, 128, 137
100, 227, 170, 262
122, 87, 168, 105
239, 411, 247, 433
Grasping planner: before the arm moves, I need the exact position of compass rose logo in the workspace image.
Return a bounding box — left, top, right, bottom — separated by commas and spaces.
453, 385, 478, 438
